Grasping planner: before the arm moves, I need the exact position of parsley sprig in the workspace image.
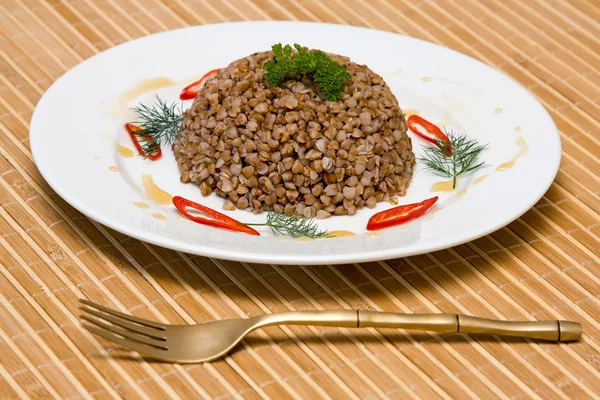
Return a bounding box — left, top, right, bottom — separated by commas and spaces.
263, 43, 351, 101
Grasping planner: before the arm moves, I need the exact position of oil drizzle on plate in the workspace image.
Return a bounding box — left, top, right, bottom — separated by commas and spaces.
365, 232, 381, 237
132, 201, 150, 209
108, 165, 118, 172
327, 230, 355, 238
495, 107, 503, 113
104, 77, 176, 118
151, 213, 166, 220
296, 237, 313, 242
421, 76, 431, 82
431, 180, 455, 193
116, 144, 134, 158
142, 174, 173, 204
119, 77, 175, 104
497, 137, 528, 171
473, 175, 488, 185
403, 109, 419, 117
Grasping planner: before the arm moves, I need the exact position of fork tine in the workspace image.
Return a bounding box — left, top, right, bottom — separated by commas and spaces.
81, 315, 167, 349
80, 307, 166, 340
79, 299, 165, 329
82, 324, 168, 360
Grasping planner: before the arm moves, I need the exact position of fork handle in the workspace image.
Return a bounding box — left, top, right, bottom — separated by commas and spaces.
258, 310, 358, 328
257, 311, 581, 341
359, 311, 581, 342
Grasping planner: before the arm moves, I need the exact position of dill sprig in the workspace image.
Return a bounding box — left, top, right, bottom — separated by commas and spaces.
244, 212, 329, 239
130, 96, 183, 157
418, 130, 488, 189
263, 43, 351, 101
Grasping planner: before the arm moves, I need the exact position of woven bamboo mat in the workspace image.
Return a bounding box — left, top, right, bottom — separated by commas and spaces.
1, 0, 599, 398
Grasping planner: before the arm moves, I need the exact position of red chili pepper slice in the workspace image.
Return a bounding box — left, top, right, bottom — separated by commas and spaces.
179, 68, 222, 100
407, 115, 452, 156
125, 123, 162, 161
172, 196, 260, 236
366, 196, 438, 231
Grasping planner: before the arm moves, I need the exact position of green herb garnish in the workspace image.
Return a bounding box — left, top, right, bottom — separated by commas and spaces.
263, 43, 351, 101
130, 96, 183, 156
419, 130, 488, 189
244, 211, 329, 239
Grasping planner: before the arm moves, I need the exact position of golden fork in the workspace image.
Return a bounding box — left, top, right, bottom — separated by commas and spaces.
79, 299, 582, 363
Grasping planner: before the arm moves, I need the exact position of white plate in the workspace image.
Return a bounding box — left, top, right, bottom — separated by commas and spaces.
30, 21, 560, 265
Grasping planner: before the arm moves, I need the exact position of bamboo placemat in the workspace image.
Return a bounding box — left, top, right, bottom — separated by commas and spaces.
1, 0, 599, 398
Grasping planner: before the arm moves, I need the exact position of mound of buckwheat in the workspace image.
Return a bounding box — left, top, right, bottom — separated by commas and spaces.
173, 50, 415, 219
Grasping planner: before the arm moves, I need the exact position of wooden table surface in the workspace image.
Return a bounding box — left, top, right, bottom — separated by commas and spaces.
1, 0, 599, 398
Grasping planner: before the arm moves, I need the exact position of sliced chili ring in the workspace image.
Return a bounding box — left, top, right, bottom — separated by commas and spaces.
172, 196, 260, 236
179, 68, 222, 100
407, 115, 452, 156
125, 123, 162, 161
366, 196, 438, 231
